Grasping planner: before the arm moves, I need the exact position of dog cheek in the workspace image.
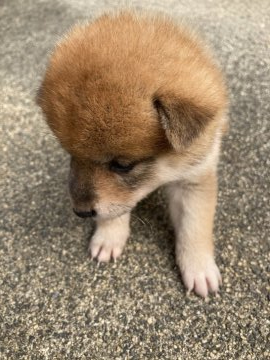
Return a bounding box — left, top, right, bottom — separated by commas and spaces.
94, 164, 157, 212
94, 172, 131, 205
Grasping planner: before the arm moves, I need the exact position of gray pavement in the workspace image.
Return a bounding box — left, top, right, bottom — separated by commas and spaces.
0, 0, 269, 359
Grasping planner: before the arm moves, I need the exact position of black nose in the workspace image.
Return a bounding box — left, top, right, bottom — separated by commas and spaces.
73, 209, 97, 218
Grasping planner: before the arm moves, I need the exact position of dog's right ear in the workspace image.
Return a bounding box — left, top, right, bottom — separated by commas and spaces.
153, 93, 215, 151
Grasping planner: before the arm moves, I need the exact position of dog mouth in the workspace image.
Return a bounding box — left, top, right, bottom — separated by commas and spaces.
73, 209, 97, 218
96, 208, 131, 220
72, 206, 130, 220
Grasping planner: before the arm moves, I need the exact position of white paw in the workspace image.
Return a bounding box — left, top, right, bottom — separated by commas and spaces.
178, 254, 222, 298
89, 218, 129, 262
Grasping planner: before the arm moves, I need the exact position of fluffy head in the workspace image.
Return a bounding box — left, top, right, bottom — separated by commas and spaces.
38, 11, 227, 219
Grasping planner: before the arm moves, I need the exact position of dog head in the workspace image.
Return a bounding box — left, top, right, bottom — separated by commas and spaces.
37, 12, 227, 220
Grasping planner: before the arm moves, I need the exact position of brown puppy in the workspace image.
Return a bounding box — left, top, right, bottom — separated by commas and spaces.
38, 11, 228, 297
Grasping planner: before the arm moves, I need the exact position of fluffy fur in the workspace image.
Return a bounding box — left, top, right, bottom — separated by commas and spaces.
38, 11, 228, 297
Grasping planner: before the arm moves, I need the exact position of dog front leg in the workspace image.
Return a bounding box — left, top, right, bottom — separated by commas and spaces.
89, 212, 130, 262
167, 172, 222, 297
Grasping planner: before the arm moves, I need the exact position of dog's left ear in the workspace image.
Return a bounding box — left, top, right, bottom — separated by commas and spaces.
153, 93, 215, 150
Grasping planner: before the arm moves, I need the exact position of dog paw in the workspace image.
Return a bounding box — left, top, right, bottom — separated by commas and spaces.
178, 255, 222, 298
89, 220, 129, 262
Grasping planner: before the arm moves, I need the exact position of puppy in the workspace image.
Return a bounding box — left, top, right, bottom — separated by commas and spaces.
37, 11, 228, 297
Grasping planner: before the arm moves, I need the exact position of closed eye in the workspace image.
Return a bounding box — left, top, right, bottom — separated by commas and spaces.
108, 160, 136, 174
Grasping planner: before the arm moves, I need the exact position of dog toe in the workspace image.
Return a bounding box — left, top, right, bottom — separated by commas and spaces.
179, 255, 222, 298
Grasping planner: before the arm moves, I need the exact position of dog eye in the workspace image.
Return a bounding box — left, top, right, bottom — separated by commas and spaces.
108, 160, 135, 174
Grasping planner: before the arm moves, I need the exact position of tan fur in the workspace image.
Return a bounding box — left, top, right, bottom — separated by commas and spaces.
38, 12, 226, 159
38, 11, 228, 297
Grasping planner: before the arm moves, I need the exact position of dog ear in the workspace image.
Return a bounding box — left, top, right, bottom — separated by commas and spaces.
153, 94, 215, 150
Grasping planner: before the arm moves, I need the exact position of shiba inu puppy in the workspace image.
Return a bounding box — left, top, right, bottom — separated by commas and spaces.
37, 11, 228, 297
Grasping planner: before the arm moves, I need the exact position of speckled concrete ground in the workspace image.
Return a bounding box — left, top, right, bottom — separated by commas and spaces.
0, 0, 269, 359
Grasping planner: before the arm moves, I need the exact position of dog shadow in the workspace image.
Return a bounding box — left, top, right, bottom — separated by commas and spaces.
131, 187, 175, 263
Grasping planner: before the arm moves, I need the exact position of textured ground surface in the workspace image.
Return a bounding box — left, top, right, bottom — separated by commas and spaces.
0, 0, 269, 359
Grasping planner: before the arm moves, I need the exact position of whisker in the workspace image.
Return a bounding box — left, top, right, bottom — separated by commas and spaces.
131, 213, 153, 234
104, 202, 154, 235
